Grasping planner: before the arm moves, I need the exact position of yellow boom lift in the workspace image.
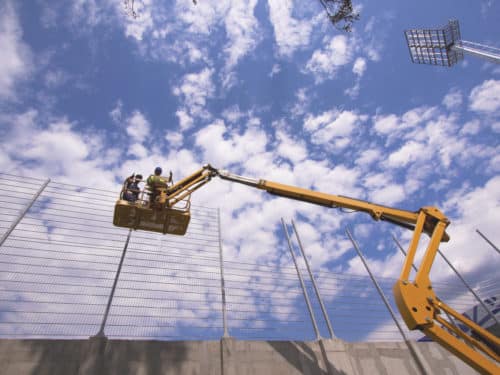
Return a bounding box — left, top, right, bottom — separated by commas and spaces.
113, 164, 499, 374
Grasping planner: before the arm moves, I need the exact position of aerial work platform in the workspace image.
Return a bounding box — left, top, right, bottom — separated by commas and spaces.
112, 168, 214, 235
113, 199, 190, 235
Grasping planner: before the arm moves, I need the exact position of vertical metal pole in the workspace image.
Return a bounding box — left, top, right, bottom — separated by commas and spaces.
346, 229, 408, 340
476, 229, 500, 255
0, 179, 51, 248
437, 248, 499, 326
282, 219, 321, 340
291, 220, 335, 339
346, 229, 431, 375
95, 228, 132, 337
218, 208, 229, 338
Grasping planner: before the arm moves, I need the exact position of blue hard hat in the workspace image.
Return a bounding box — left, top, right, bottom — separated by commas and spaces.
154, 167, 162, 175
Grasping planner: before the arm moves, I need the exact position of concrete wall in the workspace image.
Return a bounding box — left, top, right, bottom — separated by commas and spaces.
0, 337, 478, 375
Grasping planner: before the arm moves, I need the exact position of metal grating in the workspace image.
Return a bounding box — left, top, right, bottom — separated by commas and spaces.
405, 19, 464, 66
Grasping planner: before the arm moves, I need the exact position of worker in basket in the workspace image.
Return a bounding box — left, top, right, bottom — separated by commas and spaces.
147, 167, 173, 208
122, 174, 143, 203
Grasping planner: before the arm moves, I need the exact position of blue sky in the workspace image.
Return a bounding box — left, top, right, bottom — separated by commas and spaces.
0, 0, 499, 339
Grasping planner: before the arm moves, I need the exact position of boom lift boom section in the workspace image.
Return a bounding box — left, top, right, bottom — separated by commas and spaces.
113, 164, 499, 374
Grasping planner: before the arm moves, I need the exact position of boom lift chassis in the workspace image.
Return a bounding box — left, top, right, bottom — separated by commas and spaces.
114, 164, 499, 374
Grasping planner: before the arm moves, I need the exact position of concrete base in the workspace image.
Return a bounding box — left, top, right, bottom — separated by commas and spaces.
0, 337, 478, 375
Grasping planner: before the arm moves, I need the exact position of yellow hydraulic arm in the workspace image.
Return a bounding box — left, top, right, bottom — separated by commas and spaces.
164, 165, 499, 374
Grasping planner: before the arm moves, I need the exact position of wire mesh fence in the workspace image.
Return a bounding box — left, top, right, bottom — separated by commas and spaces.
0, 173, 498, 342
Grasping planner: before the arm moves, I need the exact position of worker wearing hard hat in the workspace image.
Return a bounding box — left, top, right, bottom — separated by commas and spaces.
147, 167, 170, 186
147, 167, 172, 206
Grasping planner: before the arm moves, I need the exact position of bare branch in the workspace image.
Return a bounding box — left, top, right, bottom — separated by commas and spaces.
123, 0, 138, 19
320, 0, 360, 32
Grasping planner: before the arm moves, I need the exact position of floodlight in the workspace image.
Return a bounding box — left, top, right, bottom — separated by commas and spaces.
405, 20, 500, 66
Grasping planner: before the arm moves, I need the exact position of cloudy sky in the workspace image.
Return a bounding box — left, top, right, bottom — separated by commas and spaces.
0, 0, 499, 321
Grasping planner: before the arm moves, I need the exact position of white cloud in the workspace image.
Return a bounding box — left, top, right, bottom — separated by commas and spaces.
269, 64, 281, 77
267, 0, 313, 57
369, 184, 405, 206
70, 0, 108, 28
373, 114, 399, 135
128, 142, 148, 158
165, 130, 183, 148
442, 88, 462, 110
344, 82, 360, 99
363, 173, 388, 189
356, 149, 381, 169
435, 177, 500, 281
386, 140, 425, 168
149, 1, 260, 80
276, 130, 308, 164
44, 69, 70, 88
305, 35, 354, 82
125, 110, 151, 142
123, 0, 154, 41
175, 1, 227, 35
0, 1, 32, 99
194, 119, 268, 167
173, 68, 215, 119
459, 120, 480, 136
0, 110, 117, 187
373, 106, 437, 138
352, 57, 366, 77
417, 114, 465, 168
222, 105, 245, 124
469, 79, 500, 113
345, 250, 405, 279
304, 109, 363, 145
294, 160, 363, 198
401, 106, 437, 128
290, 87, 311, 117
223, 0, 260, 70
109, 100, 123, 124
344, 57, 367, 98
489, 154, 500, 172
175, 109, 194, 131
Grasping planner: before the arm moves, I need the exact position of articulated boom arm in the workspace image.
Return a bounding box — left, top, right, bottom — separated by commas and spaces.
169, 165, 499, 374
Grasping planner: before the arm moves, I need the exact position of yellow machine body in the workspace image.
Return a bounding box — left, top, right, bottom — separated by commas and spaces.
112, 165, 499, 373
113, 199, 190, 235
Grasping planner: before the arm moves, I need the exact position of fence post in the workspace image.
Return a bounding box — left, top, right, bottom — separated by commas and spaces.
476, 229, 500, 255
437, 247, 499, 326
291, 220, 335, 339
346, 228, 429, 375
95, 228, 133, 338
218, 208, 229, 338
391, 233, 498, 326
282, 219, 321, 340
0, 178, 51, 248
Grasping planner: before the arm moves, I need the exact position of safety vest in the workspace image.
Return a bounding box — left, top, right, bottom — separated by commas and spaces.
147, 175, 168, 188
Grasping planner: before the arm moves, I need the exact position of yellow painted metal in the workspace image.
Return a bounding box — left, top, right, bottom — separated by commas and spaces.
435, 315, 500, 365
113, 167, 215, 235
258, 180, 420, 223
112, 165, 499, 372
392, 209, 499, 374
437, 300, 500, 353
113, 200, 190, 235
422, 316, 499, 375
399, 211, 427, 281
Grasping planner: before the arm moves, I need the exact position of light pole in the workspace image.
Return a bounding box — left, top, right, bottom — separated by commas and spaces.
405, 20, 500, 66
